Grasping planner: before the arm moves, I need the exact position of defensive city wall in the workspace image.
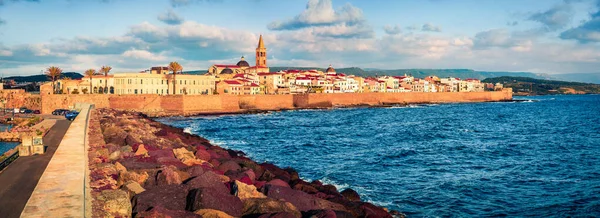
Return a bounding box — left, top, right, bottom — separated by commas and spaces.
40, 88, 512, 117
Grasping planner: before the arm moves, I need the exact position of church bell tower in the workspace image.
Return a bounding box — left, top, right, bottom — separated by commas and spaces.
256, 35, 267, 67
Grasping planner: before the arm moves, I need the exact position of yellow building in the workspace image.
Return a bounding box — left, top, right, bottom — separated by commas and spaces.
113, 72, 216, 95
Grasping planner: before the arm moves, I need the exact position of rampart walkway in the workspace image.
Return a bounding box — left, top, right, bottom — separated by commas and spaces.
20, 104, 92, 217
0, 119, 70, 218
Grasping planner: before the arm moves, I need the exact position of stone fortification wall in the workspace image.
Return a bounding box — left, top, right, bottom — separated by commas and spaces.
0, 89, 41, 110
41, 89, 512, 116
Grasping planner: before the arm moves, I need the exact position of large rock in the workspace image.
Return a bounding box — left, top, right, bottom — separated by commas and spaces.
194, 209, 234, 218
217, 160, 241, 173
97, 189, 132, 218
103, 126, 128, 146
135, 144, 149, 156
242, 198, 301, 218
232, 180, 266, 200
173, 147, 206, 166
302, 209, 355, 218
126, 134, 143, 146
185, 171, 230, 195
195, 146, 211, 161
340, 188, 361, 202
260, 163, 291, 182
266, 179, 290, 188
136, 206, 202, 218
122, 181, 145, 196
262, 185, 347, 212
185, 187, 243, 217
132, 184, 189, 213
156, 165, 183, 185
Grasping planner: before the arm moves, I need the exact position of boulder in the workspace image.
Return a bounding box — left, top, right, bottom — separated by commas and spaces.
132, 184, 189, 213
255, 212, 299, 218
136, 206, 202, 218
232, 180, 266, 200
262, 185, 347, 212
173, 147, 206, 166
118, 158, 162, 170
156, 165, 183, 185
260, 163, 291, 182
302, 209, 355, 218
194, 209, 234, 218
186, 165, 206, 177
120, 145, 133, 153
103, 126, 128, 146
241, 198, 301, 218
135, 144, 149, 156
195, 147, 211, 161
340, 188, 361, 202
97, 189, 132, 218
184, 171, 230, 195
108, 150, 121, 161
126, 134, 143, 146
266, 179, 290, 188
122, 181, 145, 196
360, 202, 393, 218
217, 160, 241, 173
292, 182, 319, 194
185, 187, 243, 217
318, 184, 339, 196
114, 162, 127, 174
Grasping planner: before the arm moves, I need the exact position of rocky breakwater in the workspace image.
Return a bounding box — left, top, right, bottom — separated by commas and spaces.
87, 108, 402, 218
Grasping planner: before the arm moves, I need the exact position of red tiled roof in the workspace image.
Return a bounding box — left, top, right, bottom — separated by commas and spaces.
223, 80, 242, 85
249, 83, 259, 87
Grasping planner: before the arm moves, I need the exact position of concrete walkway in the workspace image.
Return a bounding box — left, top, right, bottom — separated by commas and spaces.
0, 120, 70, 218
20, 104, 91, 217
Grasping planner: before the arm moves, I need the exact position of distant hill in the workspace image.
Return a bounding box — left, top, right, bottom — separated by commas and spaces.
482, 76, 600, 95
269, 67, 547, 80
4, 72, 83, 83
549, 73, 600, 84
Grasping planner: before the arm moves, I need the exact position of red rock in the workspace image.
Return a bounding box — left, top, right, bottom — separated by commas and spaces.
156, 166, 182, 186
132, 184, 189, 213
360, 202, 393, 218
195, 149, 211, 161
216, 160, 241, 173
186, 187, 243, 217
186, 165, 205, 177
242, 198, 300, 218
136, 206, 202, 218
126, 134, 143, 146
266, 179, 290, 188
103, 126, 128, 146
293, 182, 319, 194
184, 171, 230, 195
262, 185, 347, 212
254, 181, 266, 189
340, 188, 361, 202
260, 163, 291, 182
302, 210, 355, 218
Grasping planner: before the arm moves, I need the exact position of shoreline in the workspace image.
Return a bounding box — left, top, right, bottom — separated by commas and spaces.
148, 99, 519, 118
87, 108, 403, 217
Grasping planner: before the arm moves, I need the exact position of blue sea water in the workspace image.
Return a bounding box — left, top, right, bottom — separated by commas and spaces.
157, 95, 600, 217
0, 142, 19, 155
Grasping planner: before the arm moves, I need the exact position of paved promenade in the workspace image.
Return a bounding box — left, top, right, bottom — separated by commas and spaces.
20, 105, 91, 217
0, 119, 70, 218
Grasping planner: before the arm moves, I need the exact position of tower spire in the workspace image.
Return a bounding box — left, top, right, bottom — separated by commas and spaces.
258, 34, 265, 48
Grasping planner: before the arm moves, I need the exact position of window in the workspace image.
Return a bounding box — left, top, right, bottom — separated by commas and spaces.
141, 79, 143, 84
134, 89, 138, 94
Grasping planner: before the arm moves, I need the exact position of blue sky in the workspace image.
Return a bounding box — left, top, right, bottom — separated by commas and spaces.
0, 0, 599, 76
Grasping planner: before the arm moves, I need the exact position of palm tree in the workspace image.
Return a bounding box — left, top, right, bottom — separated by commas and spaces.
45, 66, 62, 94
84, 69, 96, 94
168, 62, 182, 94
99, 66, 112, 94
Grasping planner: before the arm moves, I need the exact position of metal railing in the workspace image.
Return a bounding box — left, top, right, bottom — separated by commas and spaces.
0, 149, 19, 171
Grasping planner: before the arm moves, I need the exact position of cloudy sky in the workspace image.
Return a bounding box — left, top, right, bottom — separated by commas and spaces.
0, 0, 599, 76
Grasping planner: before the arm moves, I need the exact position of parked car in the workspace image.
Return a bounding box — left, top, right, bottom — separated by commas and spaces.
52, 109, 69, 115
4, 108, 12, 113
33, 110, 41, 114
19, 107, 28, 113
65, 110, 80, 121
24, 109, 33, 114
13, 108, 20, 114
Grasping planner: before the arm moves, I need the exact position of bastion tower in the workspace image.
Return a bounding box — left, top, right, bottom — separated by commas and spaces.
256, 35, 267, 68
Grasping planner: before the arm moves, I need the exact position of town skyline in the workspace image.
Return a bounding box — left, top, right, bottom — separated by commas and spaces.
1, 0, 600, 76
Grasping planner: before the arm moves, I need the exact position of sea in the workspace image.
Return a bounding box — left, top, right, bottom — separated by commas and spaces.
157, 94, 600, 217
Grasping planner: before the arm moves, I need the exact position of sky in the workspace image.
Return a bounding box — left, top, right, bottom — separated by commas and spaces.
0, 0, 600, 76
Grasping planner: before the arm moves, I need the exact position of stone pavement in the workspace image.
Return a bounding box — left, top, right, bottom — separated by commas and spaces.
0, 120, 70, 218
20, 104, 92, 218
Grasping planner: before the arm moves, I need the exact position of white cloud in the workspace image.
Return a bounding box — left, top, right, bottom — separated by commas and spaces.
122, 49, 167, 61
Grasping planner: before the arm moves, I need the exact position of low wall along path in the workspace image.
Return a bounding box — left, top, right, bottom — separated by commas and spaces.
41, 89, 513, 116
20, 104, 92, 217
